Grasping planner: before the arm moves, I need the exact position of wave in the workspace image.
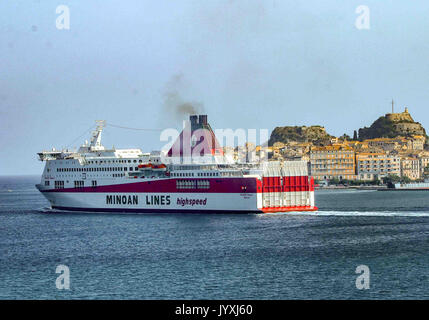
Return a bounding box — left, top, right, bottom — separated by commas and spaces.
37, 206, 429, 217
266, 210, 429, 217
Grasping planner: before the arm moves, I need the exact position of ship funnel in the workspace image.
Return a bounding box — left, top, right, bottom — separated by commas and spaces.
190, 115, 198, 126
199, 115, 207, 125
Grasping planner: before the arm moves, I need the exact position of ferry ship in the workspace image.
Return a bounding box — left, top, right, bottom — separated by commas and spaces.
36, 115, 317, 213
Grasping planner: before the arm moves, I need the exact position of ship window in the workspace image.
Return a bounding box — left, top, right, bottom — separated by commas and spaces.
196, 180, 210, 189
45, 180, 50, 186
54, 181, 64, 189
92, 180, 97, 187
176, 179, 197, 189
74, 181, 84, 188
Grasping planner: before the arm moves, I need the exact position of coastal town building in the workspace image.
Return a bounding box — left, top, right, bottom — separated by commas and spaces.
364, 137, 407, 152
419, 156, 429, 175
400, 157, 421, 180
409, 135, 425, 150
309, 145, 356, 180
362, 135, 425, 152
356, 153, 400, 180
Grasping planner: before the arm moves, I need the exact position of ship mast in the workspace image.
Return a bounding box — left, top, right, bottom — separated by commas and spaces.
89, 120, 106, 151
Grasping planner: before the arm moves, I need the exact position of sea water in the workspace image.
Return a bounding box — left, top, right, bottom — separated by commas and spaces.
0, 176, 428, 299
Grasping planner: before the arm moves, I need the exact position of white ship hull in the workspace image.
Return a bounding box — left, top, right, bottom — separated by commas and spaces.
38, 187, 316, 213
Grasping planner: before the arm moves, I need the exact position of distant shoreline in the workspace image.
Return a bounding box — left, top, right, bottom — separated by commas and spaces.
0, 175, 40, 180
316, 185, 387, 190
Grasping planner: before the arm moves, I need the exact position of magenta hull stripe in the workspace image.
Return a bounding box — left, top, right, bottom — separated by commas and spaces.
43, 178, 259, 193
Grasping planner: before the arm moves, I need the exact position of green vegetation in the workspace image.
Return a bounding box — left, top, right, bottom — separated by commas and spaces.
320, 177, 382, 186
358, 116, 399, 140
328, 178, 381, 186
382, 174, 411, 187
423, 165, 429, 178
269, 125, 333, 146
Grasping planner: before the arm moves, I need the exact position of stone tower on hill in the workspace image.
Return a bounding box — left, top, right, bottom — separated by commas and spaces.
386, 107, 414, 122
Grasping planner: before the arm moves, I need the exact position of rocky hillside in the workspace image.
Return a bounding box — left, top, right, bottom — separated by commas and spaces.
269, 125, 333, 146
358, 108, 426, 140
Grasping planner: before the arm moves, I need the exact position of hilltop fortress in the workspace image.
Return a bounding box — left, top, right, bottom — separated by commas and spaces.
386, 107, 414, 122
358, 107, 426, 141
385, 108, 425, 137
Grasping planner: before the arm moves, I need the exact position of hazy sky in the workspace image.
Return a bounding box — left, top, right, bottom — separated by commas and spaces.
2, 0, 429, 175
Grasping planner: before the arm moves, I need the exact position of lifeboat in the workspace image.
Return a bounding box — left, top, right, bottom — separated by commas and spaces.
138, 163, 153, 170
152, 164, 167, 171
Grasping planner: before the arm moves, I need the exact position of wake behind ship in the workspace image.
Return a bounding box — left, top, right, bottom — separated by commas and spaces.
36, 115, 317, 213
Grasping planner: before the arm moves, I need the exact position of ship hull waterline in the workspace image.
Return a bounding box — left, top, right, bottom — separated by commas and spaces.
37, 186, 318, 214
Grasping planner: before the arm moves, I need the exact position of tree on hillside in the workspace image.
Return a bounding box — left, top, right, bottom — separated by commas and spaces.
423, 165, 429, 179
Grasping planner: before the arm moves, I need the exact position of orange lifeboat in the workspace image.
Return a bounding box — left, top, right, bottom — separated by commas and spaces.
152, 163, 167, 171
138, 163, 153, 170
